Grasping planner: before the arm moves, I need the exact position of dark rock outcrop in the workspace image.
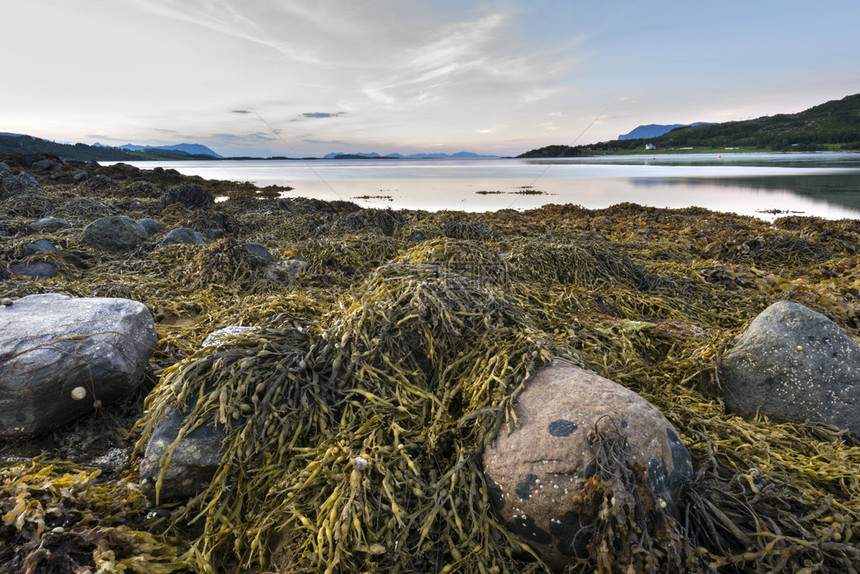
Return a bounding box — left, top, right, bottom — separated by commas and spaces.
139, 404, 225, 502
159, 183, 214, 210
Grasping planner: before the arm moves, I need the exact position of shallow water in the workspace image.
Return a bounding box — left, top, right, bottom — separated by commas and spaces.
112, 152, 860, 220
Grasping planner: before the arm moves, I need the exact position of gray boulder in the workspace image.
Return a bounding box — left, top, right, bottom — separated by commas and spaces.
136, 218, 166, 237
483, 359, 692, 572
23, 239, 57, 257
245, 242, 274, 262
8, 261, 66, 280
158, 227, 205, 246
1, 172, 41, 198
0, 162, 10, 172
82, 215, 148, 251
139, 404, 225, 502
0, 294, 157, 437
721, 301, 860, 436
30, 217, 71, 232
31, 159, 59, 172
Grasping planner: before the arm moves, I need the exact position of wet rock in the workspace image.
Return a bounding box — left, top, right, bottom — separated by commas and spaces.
72, 169, 89, 182
483, 358, 692, 572
31, 159, 58, 172
159, 183, 214, 210
8, 261, 66, 280
23, 239, 57, 257
1, 172, 41, 198
139, 404, 225, 502
245, 242, 274, 262
0, 162, 10, 172
136, 218, 166, 237
721, 301, 860, 437
82, 215, 148, 251
30, 217, 71, 232
157, 226, 205, 246
0, 294, 157, 437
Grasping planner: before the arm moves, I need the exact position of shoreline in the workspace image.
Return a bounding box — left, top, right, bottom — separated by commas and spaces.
2, 152, 859, 572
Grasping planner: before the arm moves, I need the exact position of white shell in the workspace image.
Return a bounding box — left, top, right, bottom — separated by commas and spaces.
353, 456, 369, 471
71, 386, 87, 400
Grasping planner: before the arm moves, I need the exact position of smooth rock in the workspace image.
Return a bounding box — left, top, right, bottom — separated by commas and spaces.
139, 404, 225, 502
30, 217, 71, 232
0, 294, 157, 437
245, 242, 274, 262
82, 215, 148, 251
136, 218, 166, 237
8, 261, 66, 280
23, 239, 57, 257
72, 169, 89, 182
31, 159, 56, 171
157, 227, 205, 246
721, 301, 860, 436
483, 358, 692, 572
0, 162, 10, 172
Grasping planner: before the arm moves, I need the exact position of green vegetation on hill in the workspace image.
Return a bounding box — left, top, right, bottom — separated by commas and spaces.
0, 134, 217, 161
520, 93, 860, 157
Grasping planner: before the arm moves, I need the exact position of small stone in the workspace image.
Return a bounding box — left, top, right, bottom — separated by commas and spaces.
71, 386, 87, 400
353, 456, 369, 471
1, 298, 12, 306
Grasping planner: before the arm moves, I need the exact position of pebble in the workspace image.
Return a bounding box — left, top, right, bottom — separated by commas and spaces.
1, 298, 13, 306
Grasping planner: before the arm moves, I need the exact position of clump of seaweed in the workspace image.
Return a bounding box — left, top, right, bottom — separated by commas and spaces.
136, 264, 568, 573
297, 234, 402, 275
325, 208, 406, 237
443, 219, 496, 240
508, 239, 654, 290
0, 461, 186, 573
183, 237, 271, 291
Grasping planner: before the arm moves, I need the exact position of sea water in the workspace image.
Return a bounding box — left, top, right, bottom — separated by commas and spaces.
110, 152, 860, 220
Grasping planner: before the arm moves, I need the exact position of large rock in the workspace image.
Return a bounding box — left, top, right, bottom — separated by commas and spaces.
157, 226, 205, 246
1, 172, 41, 198
82, 215, 148, 251
720, 301, 860, 436
483, 359, 692, 572
136, 217, 166, 237
0, 294, 157, 437
30, 217, 71, 232
139, 404, 225, 502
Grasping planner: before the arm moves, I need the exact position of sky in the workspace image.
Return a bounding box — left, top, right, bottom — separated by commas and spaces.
2, 1, 858, 158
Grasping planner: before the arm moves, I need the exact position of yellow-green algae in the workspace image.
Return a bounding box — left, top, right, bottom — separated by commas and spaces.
1, 158, 859, 572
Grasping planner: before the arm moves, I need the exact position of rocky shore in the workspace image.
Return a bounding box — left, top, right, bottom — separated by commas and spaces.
1, 152, 859, 572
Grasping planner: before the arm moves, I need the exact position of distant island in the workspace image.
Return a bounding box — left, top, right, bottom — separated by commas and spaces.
0, 133, 499, 163
521, 93, 860, 157
323, 151, 499, 159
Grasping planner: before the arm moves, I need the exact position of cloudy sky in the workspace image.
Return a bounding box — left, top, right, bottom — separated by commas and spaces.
3, 1, 858, 157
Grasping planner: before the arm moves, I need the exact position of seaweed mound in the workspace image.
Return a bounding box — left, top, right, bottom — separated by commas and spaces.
137, 264, 567, 572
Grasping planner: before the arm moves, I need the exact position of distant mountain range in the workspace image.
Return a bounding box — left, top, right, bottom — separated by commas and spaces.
322, 151, 499, 159
618, 123, 712, 140
94, 142, 222, 158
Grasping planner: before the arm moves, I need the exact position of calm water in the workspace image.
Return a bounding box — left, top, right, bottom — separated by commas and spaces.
113, 152, 860, 220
